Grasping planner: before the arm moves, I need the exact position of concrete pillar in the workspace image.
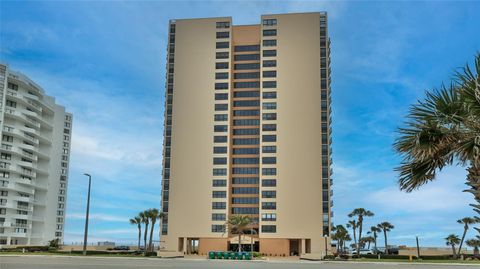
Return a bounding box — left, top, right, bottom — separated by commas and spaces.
301, 239, 306, 255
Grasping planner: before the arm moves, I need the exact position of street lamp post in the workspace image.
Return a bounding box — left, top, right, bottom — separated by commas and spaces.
324, 234, 329, 259
83, 173, 92, 256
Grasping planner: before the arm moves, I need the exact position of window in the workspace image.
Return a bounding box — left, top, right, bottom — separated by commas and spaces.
263, 71, 276, 78
263, 60, 276, 67
213, 157, 227, 165
233, 119, 260, 126
212, 202, 226, 209
262, 113, 277, 121
212, 179, 227, 187
262, 225, 276, 233
233, 148, 259, 155
215, 93, 228, 100
216, 42, 229, 49
262, 124, 276, 131
214, 136, 227, 143
212, 191, 227, 198
234, 54, 260, 61
234, 45, 260, 52
7, 82, 18, 90
233, 128, 259, 135
215, 104, 228, 111
232, 167, 259, 175
6, 100, 16, 108
233, 138, 259, 145
212, 224, 224, 232
234, 91, 260, 98
262, 179, 276, 187
232, 158, 259, 164
263, 19, 277, 26
263, 40, 277, 47
262, 202, 276, 209
212, 213, 226, 221
216, 31, 230, 38
263, 81, 277, 88
214, 125, 228, 132
263, 50, 277, 57
233, 110, 259, 116
216, 52, 229, 59
232, 197, 259, 204
234, 63, 260, 70
262, 168, 276, 175
216, 62, 229, 69
231, 207, 259, 214
263, 92, 277, 99
262, 191, 276, 198
262, 157, 276, 164
213, 168, 227, 176
263, 29, 277, 36
216, 21, 230, 28
215, 83, 229, 90
213, 147, 227, 154
234, 72, 260, 79
215, 72, 229, 79
234, 82, 260, 88
232, 177, 259, 184
2, 135, 13, 143
262, 213, 277, 221
214, 114, 228, 121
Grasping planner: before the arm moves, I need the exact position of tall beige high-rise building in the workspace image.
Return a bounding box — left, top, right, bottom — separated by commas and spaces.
160, 12, 332, 257
0, 64, 72, 246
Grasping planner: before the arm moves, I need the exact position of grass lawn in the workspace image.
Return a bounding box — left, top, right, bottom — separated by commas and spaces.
347, 258, 480, 264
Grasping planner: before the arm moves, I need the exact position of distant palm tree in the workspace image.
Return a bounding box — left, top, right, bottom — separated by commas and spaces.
348, 208, 374, 256
377, 222, 394, 254
445, 234, 461, 259
457, 217, 479, 255
129, 216, 142, 251
368, 226, 382, 251
343, 234, 352, 253
346, 220, 358, 252
361, 236, 375, 250
225, 215, 252, 253
393, 53, 480, 219
331, 225, 349, 254
466, 237, 480, 256
139, 211, 150, 255
148, 208, 161, 252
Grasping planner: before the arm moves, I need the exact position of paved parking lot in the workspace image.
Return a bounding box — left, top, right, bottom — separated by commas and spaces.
0, 255, 479, 269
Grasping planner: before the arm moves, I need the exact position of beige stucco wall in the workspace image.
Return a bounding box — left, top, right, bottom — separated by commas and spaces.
260, 13, 325, 254
162, 17, 231, 252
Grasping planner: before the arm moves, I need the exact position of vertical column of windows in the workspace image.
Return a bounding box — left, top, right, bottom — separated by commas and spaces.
56, 114, 72, 239
161, 21, 176, 236
259, 17, 278, 234
320, 13, 332, 236
229, 40, 262, 231
211, 21, 231, 232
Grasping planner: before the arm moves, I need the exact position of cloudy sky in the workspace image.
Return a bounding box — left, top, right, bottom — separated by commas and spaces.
1, 0, 479, 247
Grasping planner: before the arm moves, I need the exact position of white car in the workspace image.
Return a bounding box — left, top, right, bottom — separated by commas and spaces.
358, 249, 374, 255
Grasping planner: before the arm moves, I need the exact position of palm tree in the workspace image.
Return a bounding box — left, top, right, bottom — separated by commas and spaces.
377, 222, 394, 254
225, 215, 252, 253
139, 211, 150, 255
346, 220, 358, 252
331, 224, 349, 254
343, 234, 352, 253
445, 234, 461, 259
457, 217, 478, 255
129, 216, 142, 251
148, 208, 161, 252
393, 54, 480, 221
348, 208, 374, 256
466, 238, 480, 256
368, 226, 382, 251
361, 236, 375, 250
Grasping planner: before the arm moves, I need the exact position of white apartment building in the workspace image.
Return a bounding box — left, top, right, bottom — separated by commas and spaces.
0, 64, 72, 246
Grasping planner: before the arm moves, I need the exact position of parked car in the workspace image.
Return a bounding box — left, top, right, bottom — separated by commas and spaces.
359, 249, 373, 255
113, 246, 130, 251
